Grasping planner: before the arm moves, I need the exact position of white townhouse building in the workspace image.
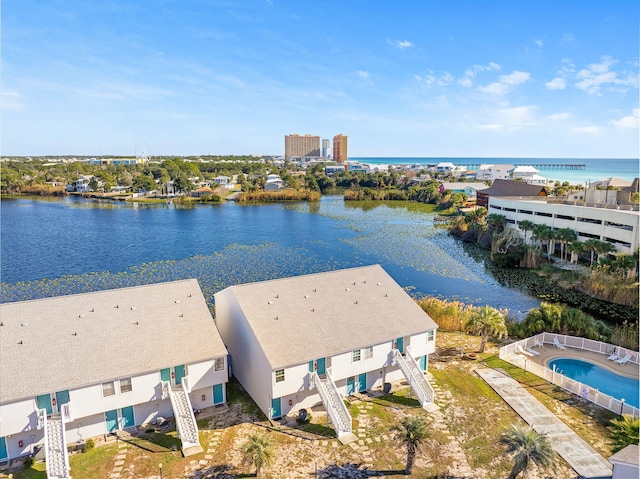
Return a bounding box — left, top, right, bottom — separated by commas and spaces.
0, 279, 228, 474
489, 197, 640, 254
476, 164, 514, 181
214, 265, 438, 442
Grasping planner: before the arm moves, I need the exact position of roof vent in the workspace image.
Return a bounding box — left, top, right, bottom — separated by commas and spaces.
115, 305, 119, 308
377, 283, 381, 286
79, 314, 85, 318
268, 301, 273, 305
90, 308, 95, 312
188, 293, 192, 297
385, 294, 388, 297
313, 288, 317, 292
134, 321, 139, 325
18, 340, 23, 345
175, 300, 180, 304
0, 322, 3, 326
354, 301, 358, 304
363, 281, 366, 284
311, 308, 315, 312
274, 316, 279, 320
130, 307, 136, 311
353, 282, 356, 285
179, 314, 184, 318
304, 295, 309, 299
21, 323, 27, 327
275, 295, 279, 299
73, 332, 78, 336
345, 288, 350, 292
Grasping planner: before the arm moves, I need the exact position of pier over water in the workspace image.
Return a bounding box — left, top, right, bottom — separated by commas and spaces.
460, 163, 586, 170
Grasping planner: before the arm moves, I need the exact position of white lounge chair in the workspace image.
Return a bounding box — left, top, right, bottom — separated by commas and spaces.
526, 347, 540, 356
534, 339, 543, 348
616, 354, 632, 365
517, 344, 534, 357
553, 337, 567, 350
607, 353, 620, 361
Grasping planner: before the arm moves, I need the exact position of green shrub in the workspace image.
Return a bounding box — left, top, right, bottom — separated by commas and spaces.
84, 438, 95, 451
23, 456, 34, 468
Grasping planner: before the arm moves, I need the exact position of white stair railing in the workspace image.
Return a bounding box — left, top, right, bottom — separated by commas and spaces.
162, 378, 201, 452
42, 413, 71, 479
392, 348, 435, 408
309, 369, 352, 439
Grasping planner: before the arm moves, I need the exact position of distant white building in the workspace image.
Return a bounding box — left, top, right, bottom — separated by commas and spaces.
476, 164, 514, 181
509, 166, 548, 185
214, 265, 438, 441
435, 162, 456, 174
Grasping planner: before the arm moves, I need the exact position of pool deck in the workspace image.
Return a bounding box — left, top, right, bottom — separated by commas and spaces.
477, 367, 614, 479
526, 345, 640, 380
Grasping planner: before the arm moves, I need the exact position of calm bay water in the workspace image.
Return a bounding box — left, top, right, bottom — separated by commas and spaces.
1, 196, 540, 314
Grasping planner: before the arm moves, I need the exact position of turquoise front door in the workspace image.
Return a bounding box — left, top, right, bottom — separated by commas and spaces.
358, 372, 367, 392
121, 406, 134, 428
160, 368, 171, 383
56, 390, 70, 408
346, 376, 355, 395
36, 394, 52, 415
0, 437, 7, 461
395, 337, 404, 353
105, 410, 118, 432
213, 384, 224, 405
271, 397, 282, 418
419, 355, 427, 371
316, 358, 326, 375
174, 365, 186, 386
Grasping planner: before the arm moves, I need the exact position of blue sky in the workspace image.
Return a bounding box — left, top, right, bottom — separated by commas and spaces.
2, 1, 638, 158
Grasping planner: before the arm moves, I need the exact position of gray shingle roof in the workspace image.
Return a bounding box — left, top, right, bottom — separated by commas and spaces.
0, 279, 226, 403
609, 444, 639, 465
216, 265, 438, 369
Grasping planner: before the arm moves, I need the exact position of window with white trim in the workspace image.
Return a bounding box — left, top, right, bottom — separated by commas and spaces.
119, 377, 132, 393
102, 381, 116, 397
427, 331, 435, 342
363, 346, 373, 360
275, 369, 285, 383
352, 349, 361, 362
215, 357, 224, 371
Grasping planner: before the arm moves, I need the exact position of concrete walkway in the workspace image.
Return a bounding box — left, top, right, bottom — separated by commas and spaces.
476, 368, 613, 479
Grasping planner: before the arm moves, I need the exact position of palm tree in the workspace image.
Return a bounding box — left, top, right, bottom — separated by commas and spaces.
465, 305, 507, 352
487, 213, 506, 234
394, 416, 429, 474
582, 238, 601, 267
500, 424, 555, 479
241, 433, 275, 478
567, 240, 584, 269
518, 220, 535, 245
609, 415, 640, 453
594, 240, 616, 265
534, 224, 554, 259
612, 253, 639, 279
556, 228, 576, 265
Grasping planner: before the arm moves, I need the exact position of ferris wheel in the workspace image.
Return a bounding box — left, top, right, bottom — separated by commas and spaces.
135, 142, 151, 163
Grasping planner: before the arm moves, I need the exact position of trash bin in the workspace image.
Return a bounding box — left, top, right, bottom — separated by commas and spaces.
383, 382, 392, 394
76, 439, 85, 452
298, 409, 308, 422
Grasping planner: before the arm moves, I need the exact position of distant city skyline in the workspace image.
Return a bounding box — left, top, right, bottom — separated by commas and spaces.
2, 1, 638, 158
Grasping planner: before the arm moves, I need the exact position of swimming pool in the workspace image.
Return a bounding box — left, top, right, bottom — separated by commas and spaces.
548, 358, 639, 408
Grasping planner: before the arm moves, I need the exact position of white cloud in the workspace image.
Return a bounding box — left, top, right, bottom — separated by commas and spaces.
546, 77, 566, 90
458, 77, 473, 88
611, 109, 639, 128
572, 56, 638, 95
388, 39, 414, 49
477, 70, 531, 95
357, 70, 370, 79
573, 126, 599, 133
478, 82, 509, 95
414, 70, 454, 87
562, 33, 575, 43
546, 112, 571, 121
533, 39, 543, 47
3, 91, 21, 97
500, 70, 531, 85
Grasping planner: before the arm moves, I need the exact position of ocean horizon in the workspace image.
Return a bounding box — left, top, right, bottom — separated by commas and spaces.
351, 157, 639, 185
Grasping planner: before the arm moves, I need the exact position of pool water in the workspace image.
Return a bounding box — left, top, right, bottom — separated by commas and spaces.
548, 358, 639, 408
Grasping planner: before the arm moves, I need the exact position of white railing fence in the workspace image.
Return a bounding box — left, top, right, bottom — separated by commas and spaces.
499, 332, 639, 419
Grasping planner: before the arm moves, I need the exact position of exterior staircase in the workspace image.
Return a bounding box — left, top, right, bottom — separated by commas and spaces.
162, 380, 203, 456
391, 348, 436, 409
39, 410, 71, 479
309, 370, 355, 443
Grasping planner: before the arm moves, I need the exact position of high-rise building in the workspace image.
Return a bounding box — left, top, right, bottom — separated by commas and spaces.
284, 134, 320, 161
322, 139, 330, 157
333, 134, 348, 163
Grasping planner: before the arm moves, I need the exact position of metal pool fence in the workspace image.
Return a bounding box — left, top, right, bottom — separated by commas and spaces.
499, 332, 639, 419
